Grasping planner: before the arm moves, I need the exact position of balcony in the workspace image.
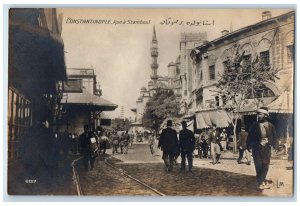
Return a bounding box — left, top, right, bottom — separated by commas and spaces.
151, 63, 158, 68
151, 50, 158, 56
151, 74, 158, 79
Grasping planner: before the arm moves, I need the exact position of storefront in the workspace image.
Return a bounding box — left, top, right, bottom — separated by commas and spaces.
8, 9, 66, 162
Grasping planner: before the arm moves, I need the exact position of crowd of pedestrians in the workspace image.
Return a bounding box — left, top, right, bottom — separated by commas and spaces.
155, 107, 280, 191
21, 105, 281, 191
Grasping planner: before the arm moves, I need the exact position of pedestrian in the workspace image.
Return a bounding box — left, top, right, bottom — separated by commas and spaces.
247, 107, 278, 190
120, 130, 130, 154
111, 130, 119, 155
220, 129, 228, 152
22, 107, 57, 186
209, 125, 221, 165
237, 126, 251, 165
201, 132, 209, 158
129, 130, 134, 148
62, 130, 70, 159
179, 121, 196, 172
78, 124, 99, 171
148, 131, 156, 156
158, 120, 179, 172
100, 131, 109, 155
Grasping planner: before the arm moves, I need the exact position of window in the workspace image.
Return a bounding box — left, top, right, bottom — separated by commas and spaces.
209, 65, 215, 80
260, 51, 270, 66
63, 79, 82, 93
8, 87, 32, 161
222, 95, 227, 106
215, 96, 220, 107
223, 59, 230, 71
205, 99, 216, 109
242, 54, 251, 73
200, 70, 203, 81
287, 45, 294, 63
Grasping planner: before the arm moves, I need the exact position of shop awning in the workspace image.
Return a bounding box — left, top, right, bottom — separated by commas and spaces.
267, 90, 293, 113
195, 110, 232, 129
238, 97, 276, 115
9, 23, 67, 97
61, 91, 118, 111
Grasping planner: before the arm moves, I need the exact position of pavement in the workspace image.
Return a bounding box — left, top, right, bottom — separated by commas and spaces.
7, 155, 78, 195
7, 141, 293, 197
102, 142, 294, 197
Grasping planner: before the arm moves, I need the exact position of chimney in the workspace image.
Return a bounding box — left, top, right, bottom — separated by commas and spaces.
221, 29, 229, 36
262, 11, 272, 20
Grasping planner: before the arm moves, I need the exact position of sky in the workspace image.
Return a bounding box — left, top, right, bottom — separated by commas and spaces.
58, 8, 292, 119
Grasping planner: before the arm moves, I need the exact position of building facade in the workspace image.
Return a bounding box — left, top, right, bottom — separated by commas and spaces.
8, 8, 67, 163
189, 11, 294, 133
60, 68, 118, 135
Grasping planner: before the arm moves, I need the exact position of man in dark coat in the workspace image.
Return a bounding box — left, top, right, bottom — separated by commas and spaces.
237, 126, 251, 165
179, 121, 195, 172
78, 124, 98, 171
158, 120, 179, 172
22, 111, 56, 186
247, 107, 278, 190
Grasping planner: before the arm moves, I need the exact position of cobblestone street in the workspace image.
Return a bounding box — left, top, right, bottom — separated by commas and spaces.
76, 142, 293, 197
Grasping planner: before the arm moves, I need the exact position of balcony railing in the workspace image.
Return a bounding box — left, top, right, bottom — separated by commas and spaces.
151, 63, 158, 68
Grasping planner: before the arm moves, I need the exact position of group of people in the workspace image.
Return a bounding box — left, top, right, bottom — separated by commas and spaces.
22, 105, 278, 191
157, 107, 278, 190
77, 125, 134, 171
158, 120, 196, 172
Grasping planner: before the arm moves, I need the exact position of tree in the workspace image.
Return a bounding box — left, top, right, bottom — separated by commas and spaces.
142, 88, 181, 134
215, 44, 280, 153
111, 118, 131, 131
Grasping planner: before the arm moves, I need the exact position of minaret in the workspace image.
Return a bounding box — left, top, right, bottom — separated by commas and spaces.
150, 25, 159, 84
230, 21, 233, 33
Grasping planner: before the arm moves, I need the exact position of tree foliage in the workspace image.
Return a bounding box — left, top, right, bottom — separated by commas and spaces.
217, 44, 280, 112
142, 88, 181, 131
216, 44, 280, 113
215, 44, 280, 152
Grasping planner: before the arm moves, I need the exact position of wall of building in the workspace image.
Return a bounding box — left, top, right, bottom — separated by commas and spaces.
190, 13, 294, 111
179, 33, 207, 101
60, 109, 90, 135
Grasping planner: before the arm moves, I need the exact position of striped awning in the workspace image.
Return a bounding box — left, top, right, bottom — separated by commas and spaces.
196, 110, 232, 129
267, 90, 293, 113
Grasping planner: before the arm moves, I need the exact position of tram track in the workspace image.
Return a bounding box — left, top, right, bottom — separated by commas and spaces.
104, 157, 166, 196
71, 155, 166, 196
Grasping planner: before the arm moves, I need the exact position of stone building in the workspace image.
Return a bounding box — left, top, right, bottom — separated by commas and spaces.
189, 11, 294, 136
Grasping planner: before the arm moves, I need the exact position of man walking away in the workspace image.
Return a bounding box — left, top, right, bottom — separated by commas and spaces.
78, 124, 98, 171
209, 125, 221, 165
111, 131, 119, 155
158, 120, 179, 172
148, 131, 156, 156
237, 126, 251, 165
247, 107, 278, 190
179, 121, 196, 172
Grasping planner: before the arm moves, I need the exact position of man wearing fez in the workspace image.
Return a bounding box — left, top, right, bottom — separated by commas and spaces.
247, 107, 278, 190
158, 120, 179, 172
179, 121, 196, 172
